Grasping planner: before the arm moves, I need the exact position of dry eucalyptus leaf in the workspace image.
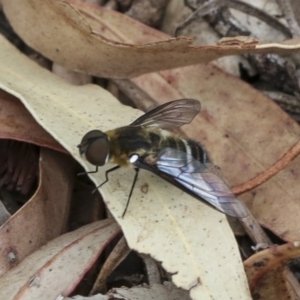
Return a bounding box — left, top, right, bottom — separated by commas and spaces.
0, 35, 250, 299
0, 148, 73, 277
0, 219, 120, 300
2, 0, 300, 78
244, 242, 300, 299
0, 89, 64, 152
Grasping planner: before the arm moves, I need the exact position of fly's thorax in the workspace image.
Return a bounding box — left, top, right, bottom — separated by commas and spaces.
105, 126, 163, 166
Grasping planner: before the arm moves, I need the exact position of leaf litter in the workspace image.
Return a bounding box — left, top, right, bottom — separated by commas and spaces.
0, 0, 300, 299
0, 32, 251, 300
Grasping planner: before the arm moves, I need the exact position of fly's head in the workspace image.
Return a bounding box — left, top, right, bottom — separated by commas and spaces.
78, 130, 109, 166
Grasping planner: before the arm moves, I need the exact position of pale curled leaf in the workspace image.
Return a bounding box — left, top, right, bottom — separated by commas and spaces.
0, 35, 250, 299
102, 168, 247, 294
0, 219, 120, 299
2, 0, 300, 78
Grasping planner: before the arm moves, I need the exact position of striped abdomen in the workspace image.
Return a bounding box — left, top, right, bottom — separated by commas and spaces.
158, 130, 209, 164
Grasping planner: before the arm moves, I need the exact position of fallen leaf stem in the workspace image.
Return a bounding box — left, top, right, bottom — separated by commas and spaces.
232, 139, 300, 195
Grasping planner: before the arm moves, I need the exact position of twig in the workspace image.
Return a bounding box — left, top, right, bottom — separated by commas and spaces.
228, 0, 291, 38
126, 0, 170, 27
240, 212, 272, 245
232, 139, 300, 195
176, 0, 225, 36
178, 0, 291, 38
105, 0, 118, 10
276, 0, 300, 37
262, 90, 300, 120
232, 140, 300, 246
111, 79, 156, 111
283, 267, 300, 297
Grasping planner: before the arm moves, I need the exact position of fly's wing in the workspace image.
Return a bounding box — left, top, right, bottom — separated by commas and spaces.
154, 148, 249, 218
130, 99, 200, 129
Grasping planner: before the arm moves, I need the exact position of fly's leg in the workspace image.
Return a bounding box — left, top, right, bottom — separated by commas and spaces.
122, 168, 140, 218
78, 166, 99, 176
92, 165, 121, 193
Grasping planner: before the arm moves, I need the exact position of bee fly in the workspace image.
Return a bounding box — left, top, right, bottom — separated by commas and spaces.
78, 99, 248, 219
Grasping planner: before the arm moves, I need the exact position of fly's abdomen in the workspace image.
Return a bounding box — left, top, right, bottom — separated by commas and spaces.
185, 139, 209, 163
161, 134, 209, 164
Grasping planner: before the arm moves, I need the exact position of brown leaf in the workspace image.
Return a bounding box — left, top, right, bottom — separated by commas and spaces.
0, 89, 65, 152
2, 0, 300, 78
244, 242, 300, 299
0, 139, 38, 194
0, 148, 74, 277
0, 219, 120, 299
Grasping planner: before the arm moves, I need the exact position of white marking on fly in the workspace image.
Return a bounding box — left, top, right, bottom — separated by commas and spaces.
159, 129, 172, 138
182, 139, 192, 158
202, 151, 207, 162
105, 136, 110, 164
105, 153, 110, 164
130, 154, 139, 164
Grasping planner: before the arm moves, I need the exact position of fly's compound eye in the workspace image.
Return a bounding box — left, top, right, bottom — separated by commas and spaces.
78, 130, 109, 166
